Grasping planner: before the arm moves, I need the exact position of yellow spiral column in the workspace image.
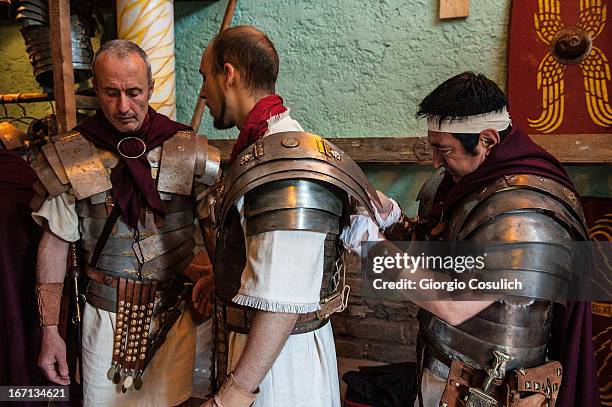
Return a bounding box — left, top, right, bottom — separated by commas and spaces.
116, 0, 177, 119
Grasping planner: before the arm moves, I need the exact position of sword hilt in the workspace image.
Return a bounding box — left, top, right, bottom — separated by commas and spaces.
482, 350, 511, 393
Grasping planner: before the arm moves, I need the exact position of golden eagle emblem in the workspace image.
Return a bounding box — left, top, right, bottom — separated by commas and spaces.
529, 0, 612, 132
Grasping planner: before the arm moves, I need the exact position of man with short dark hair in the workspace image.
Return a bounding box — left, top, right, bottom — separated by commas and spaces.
199, 26, 378, 407
374, 72, 598, 407
32, 39, 218, 406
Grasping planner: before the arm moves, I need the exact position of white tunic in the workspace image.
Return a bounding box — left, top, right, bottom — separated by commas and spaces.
414, 369, 446, 407
227, 111, 341, 407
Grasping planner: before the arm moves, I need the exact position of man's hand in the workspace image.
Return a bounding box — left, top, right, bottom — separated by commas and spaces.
38, 325, 70, 385
372, 190, 395, 221
200, 398, 218, 407
184, 250, 215, 322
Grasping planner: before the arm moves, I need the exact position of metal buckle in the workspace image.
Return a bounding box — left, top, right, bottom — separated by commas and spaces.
240, 140, 265, 166
254, 139, 264, 157
316, 285, 351, 320
103, 274, 114, 286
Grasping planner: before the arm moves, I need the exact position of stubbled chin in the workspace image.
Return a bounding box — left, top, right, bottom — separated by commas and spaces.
113, 121, 139, 132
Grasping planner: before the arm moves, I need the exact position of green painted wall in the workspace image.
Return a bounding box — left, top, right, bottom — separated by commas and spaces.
175, 0, 509, 139
174, 0, 609, 212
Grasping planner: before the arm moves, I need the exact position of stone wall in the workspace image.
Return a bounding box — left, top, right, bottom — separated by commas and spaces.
332, 254, 420, 363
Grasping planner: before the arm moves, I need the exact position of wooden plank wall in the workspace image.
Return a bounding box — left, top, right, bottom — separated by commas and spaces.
209, 134, 611, 164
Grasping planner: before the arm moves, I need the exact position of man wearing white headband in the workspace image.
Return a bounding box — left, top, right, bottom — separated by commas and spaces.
424, 100, 512, 183
374, 72, 598, 407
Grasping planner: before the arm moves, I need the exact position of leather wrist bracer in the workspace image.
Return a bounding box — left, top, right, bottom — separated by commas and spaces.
35, 283, 63, 326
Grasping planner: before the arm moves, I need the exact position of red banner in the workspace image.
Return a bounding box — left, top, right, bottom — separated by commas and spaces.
508, 0, 612, 134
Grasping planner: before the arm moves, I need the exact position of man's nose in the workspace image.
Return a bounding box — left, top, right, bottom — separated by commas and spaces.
199, 84, 206, 100
432, 149, 444, 169
117, 93, 130, 114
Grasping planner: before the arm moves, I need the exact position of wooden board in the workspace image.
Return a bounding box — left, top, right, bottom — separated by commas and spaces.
208, 134, 611, 164
49, 0, 76, 133
439, 0, 469, 19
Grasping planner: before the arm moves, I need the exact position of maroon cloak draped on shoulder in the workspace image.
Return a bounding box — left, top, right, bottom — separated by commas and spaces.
76, 108, 191, 228
427, 126, 576, 232
430, 126, 600, 407
0, 149, 45, 396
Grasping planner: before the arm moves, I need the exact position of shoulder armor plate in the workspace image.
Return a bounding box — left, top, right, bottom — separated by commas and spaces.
446, 174, 589, 304
448, 174, 588, 241
0, 122, 25, 150
219, 131, 379, 225
31, 149, 69, 198
158, 130, 197, 195
244, 179, 345, 236
158, 131, 220, 195
194, 133, 221, 186
34, 131, 112, 200
53, 131, 112, 200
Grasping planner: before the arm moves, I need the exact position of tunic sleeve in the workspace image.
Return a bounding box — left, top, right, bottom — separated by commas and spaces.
232, 229, 326, 314
32, 192, 80, 242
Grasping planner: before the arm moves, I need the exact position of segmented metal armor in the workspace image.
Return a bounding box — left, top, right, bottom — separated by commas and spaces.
30, 129, 220, 309
211, 131, 378, 388
416, 171, 589, 379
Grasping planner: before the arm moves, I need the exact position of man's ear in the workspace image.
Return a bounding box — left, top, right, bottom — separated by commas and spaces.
223, 63, 236, 88
148, 80, 155, 101
479, 129, 500, 155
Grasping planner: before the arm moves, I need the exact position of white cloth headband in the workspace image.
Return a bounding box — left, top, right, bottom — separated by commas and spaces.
426, 106, 512, 134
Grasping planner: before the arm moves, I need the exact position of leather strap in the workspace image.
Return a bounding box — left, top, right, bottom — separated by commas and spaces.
421, 339, 561, 407
86, 278, 117, 312
90, 204, 121, 268
509, 361, 562, 405
86, 266, 119, 288
223, 301, 329, 335
439, 358, 508, 407
85, 266, 123, 312
419, 335, 453, 381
